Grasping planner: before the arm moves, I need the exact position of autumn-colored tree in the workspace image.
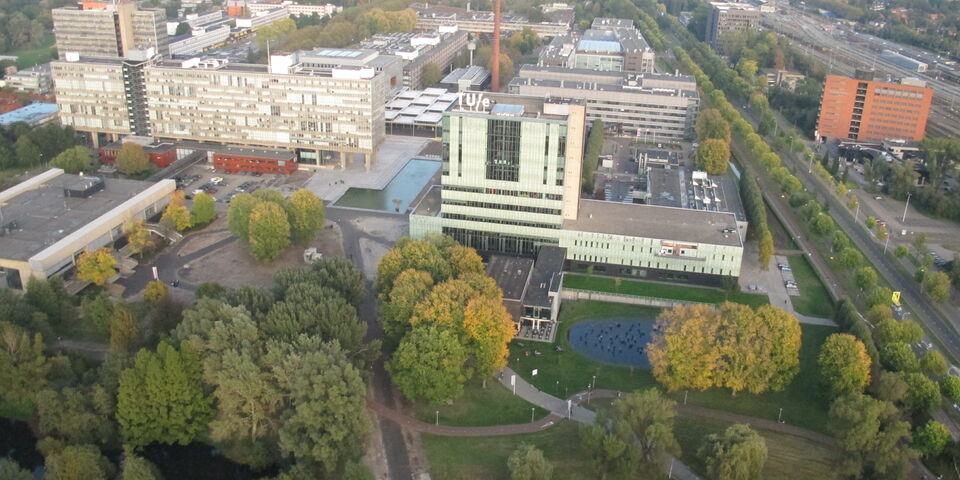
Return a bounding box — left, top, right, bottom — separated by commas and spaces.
376, 236, 459, 293
116, 143, 151, 176
76, 248, 116, 286
161, 191, 192, 232
758, 229, 773, 270
110, 307, 141, 352
463, 294, 515, 385
144, 280, 168, 303
695, 108, 731, 144
647, 304, 723, 391
287, 188, 324, 244
818, 334, 872, 398
247, 201, 291, 262
122, 218, 153, 260
695, 139, 731, 175
648, 303, 801, 395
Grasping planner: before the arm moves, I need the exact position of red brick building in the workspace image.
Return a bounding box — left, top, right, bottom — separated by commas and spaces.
99, 142, 178, 168
816, 74, 933, 143
211, 148, 297, 175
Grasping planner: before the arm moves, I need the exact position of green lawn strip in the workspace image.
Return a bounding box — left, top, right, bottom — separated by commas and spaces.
562, 274, 769, 308
412, 379, 549, 427
509, 301, 835, 434
924, 452, 960, 480
786, 254, 836, 318
674, 416, 840, 480
11, 36, 56, 69
422, 421, 597, 480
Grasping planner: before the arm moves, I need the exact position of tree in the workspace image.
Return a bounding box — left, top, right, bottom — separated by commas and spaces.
818, 334, 872, 398
380, 269, 434, 349
144, 281, 168, 303
579, 424, 638, 480
227, 193, 258, 243
175, 22, 192, 36
507, 444, 553, 480
116, 143, 151, 176
894, 245, 909, 258
161, 191, 192, 232
287, 189, 324, 244
695, 109, 731, 144
871, 370, 908, 404
758, 230, 773, 270
887, 160, 917, 200
120, 455, 162, 480
76, 248, 116, 286
581, 119, 603, 193
913, 233, 928, 255
922, 271, 951, 303
648, 303, 801, 395
829, 394, 914, 479
116, 342, 213, 448
880, 342, 920, 372
270, 338, 370, 476
920, 137, 960, 191
698, 424, 767, 480
875, 319, 923, 345
913, 420, 949, 458
110, 308, 141, 352
36, 387, 115, 446
375, 236, 459, 293
920, 350, 947, 376
123, 218, 154, 260
247, 201, 291, 262
0, 458, 32, 480
610, 389, 680, 463
45, 444, 115, 480
15, 135, 42, 167
855, 267, 878, 291
387, 324, 467, 405
52, 146, 93, 173
695, 138, 731, 175
420, 62, 442, 88
191, 192, 216, 226
463, 294, 514, 383
943, 376, 960, 403
0, 321, 54, 409
902, 372, 940, 414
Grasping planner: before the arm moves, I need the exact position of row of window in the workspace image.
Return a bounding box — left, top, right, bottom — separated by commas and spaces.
442, 184, 564, 201
442, 199, 562, 216
444, 213, 561, 230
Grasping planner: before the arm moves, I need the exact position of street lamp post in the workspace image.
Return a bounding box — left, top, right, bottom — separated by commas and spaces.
901, 192, 912, 224
435, 410, 439, 425
531, 407, 535, 423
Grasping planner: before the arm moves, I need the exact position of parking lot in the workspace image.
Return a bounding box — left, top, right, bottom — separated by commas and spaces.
172, 163, 313, 206
775, 255, 801, 297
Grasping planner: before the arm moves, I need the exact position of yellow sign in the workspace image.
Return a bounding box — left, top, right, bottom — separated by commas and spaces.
891, 291, 901, 306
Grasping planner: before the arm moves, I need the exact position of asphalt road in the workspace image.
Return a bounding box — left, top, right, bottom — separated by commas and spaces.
327, 206, 414, 480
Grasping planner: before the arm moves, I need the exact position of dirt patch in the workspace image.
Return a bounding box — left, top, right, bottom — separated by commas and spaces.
180, 220, 343, 289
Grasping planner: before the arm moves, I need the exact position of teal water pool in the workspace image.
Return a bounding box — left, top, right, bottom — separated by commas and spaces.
332, 158, 440, 212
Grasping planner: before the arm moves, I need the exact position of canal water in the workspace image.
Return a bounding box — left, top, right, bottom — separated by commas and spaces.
333, 158, 440, 212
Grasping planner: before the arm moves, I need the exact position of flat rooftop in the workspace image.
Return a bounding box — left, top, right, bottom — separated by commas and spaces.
486, 254, 534, 301
412, 185, 442, 216
564, 200, 742, 247
509, 76, 698, 98
451, 92, 583, 120
0, 103, 59, 125
523, 246, 565, 308
0, 173, 154, 262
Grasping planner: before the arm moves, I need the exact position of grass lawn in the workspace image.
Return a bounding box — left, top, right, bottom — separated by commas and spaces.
413, 379, 549, 427
562, 274, 769, 308
423, 421, 599, 480
11, 36, 56, 69
787, 254, 836, 318
509, 301, 836, 434
673, 416, 840, 480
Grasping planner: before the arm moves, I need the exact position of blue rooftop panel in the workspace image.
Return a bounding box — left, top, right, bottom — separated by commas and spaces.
577, 39, 622, 53
491, 104, 524, 116
0, 103, 59, 126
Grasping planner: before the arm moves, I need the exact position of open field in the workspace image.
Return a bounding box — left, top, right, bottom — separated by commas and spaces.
787, 254, 836, 318
413, 379, 549, 427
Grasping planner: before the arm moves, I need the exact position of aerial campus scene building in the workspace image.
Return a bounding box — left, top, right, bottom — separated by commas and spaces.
3, 0, 960, 478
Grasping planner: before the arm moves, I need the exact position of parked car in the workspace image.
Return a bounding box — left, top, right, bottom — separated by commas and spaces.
205, 188, 218, 194
192, 189, 205, 196
777, 263, 792, 271
784, 280, 798, 288
210, 176, 225, 186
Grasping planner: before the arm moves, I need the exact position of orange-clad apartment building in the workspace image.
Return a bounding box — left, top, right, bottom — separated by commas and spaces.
816, 74, 933, 143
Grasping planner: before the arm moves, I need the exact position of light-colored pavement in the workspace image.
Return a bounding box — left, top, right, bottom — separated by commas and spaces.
737, 243, 836, 326
305, 136, 430, 202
